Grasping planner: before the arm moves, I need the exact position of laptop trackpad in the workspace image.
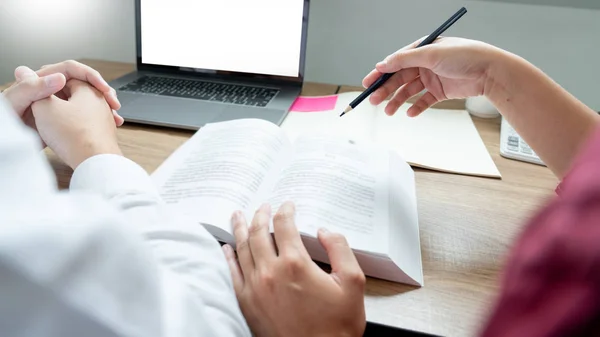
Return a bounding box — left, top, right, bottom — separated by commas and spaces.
124, 96, 223, 128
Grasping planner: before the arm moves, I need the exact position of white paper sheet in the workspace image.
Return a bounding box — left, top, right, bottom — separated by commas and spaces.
281, 92, 501, 178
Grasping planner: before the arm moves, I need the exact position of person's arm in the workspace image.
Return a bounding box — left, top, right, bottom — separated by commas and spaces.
68, 155, 251, 337
485, 51, 600, 178
363, 37, 600, 179
0, 88, 249, 336
479, 124, 600, 337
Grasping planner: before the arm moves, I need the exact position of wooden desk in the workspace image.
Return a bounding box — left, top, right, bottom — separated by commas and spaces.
2, 60, 559, 337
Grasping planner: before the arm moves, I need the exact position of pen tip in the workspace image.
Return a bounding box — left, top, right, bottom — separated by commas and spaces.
339, 112, 345, 117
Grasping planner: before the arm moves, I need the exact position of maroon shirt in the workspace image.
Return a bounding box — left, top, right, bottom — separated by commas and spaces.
480, 126, 600, 337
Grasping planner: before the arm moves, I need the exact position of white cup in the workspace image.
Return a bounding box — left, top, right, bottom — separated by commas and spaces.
465, 96, 500, 118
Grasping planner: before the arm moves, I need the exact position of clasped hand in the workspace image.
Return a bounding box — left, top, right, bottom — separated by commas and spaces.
2, 60, 124, 168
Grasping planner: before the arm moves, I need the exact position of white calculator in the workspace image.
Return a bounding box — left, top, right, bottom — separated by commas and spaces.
500, 117, 545, 166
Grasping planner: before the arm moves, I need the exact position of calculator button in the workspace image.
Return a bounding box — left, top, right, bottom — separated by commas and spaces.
520, 140, 534, 155
507, 136, 519, 151
520, 145, 533, 155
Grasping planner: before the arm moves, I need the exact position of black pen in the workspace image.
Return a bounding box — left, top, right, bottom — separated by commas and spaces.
340, 7, 467, 117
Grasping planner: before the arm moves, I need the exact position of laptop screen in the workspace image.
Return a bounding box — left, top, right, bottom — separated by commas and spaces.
140, 0, 305, 78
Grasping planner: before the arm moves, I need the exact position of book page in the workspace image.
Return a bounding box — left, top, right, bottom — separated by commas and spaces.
265, 135, 390, 254
387, 151, 423, 285
151, 119, 292, 232
280, 92, 377, 144
373, 101, 501, 178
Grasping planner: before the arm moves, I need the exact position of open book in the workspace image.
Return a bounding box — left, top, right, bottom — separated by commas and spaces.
282, 92, 501, 178
151, 118, 423, 286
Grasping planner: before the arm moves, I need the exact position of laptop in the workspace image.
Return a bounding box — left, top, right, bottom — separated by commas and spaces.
109, 0, 310, 130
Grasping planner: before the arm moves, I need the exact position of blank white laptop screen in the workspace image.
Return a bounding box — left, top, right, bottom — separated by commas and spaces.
141, 0, 305, 78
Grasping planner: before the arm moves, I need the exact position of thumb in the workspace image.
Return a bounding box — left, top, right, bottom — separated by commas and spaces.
15, 66, 38, 82
317, 228, 366, 290
376, 45, 438, 74
3, 73, 66, 116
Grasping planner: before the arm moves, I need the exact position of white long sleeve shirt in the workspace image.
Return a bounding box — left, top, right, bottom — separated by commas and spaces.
0, 97, 251, 337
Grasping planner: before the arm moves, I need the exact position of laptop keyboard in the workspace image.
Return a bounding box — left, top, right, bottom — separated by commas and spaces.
118, 76, 279, 107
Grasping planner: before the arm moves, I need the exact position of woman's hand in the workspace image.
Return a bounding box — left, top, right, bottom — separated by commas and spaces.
363, 37, 507, 117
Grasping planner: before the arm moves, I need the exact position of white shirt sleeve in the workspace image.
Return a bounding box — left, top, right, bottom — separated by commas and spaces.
0, 97, 250, 337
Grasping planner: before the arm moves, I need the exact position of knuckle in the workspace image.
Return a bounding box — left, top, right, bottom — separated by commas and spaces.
248, 224, 262, 235
257, 269, 276, 289
236, 238, 250, 253
391, 74, 405, 88
379, 87, 392, 99
249, 216, 268, 235
415, 99, 426, 110
231, 214, 243, 229
394, 90, 408, 102
330, 232, 349, 246
348, 270, 366, 288
424, 95, 435, 105
65, 59, 79, 67
390, 52, 403, 64
273, 205, 295, 224
232, 222, 246, 236
91, 69, 102, 79
14, 78, 40, 92
284, 252, 305, 273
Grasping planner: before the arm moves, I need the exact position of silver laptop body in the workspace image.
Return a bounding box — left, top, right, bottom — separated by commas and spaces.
109, 0, 310, 130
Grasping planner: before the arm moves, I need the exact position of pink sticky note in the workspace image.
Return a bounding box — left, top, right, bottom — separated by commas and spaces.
290, 95, 338, 112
